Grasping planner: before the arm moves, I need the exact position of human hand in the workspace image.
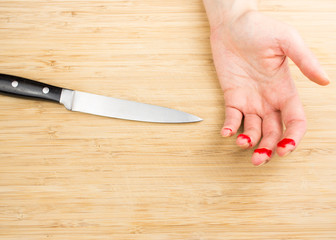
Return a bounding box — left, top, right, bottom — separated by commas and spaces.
204, 1, 330, 166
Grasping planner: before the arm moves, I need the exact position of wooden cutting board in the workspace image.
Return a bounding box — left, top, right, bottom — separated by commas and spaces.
1, 0, 335, 239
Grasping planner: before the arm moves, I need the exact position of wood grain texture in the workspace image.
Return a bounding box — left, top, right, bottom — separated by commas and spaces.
0, 0, 335, 239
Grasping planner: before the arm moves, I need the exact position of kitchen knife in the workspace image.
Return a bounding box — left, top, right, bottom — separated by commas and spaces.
0, 73, 202, 123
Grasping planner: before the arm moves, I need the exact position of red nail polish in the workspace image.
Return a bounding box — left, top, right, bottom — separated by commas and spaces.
237, 134, 252, 147
223, 128, 232, 132
277, 138, 296, 148
254, 148, 272, 157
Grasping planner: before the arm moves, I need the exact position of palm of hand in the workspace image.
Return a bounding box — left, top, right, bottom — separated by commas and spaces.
210, 11, 329, 165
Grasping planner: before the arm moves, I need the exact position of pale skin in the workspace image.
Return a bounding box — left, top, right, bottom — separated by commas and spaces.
203, 0, 330, 166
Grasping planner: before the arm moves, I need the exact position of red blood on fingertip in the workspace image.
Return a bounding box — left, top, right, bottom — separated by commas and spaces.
254, 148, 272, 157
237, 134, 251, 143
237, 134, 252, 147
277, 138, 296, 148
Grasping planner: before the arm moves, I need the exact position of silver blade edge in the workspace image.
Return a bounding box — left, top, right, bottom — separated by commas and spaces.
59, 89, 202, 123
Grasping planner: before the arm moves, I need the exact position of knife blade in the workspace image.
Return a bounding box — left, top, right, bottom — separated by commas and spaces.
0, 73, 202, 123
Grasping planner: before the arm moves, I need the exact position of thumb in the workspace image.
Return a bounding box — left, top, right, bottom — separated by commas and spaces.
280, 27, 330, 86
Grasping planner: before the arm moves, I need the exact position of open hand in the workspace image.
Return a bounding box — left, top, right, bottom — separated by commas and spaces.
209, 11, 329, 165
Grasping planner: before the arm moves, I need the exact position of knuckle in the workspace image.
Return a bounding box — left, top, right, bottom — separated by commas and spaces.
286, 118, 307, 133
245, 126, 260, 134
287, 26, 299, 38
264, 129, 282, 139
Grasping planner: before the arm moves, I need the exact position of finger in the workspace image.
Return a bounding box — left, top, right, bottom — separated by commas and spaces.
280, 27, 330, 86
236, 113, 262, 149
252, 111, 283, 166
277, 94, 307, 157
221, 106, 243, 137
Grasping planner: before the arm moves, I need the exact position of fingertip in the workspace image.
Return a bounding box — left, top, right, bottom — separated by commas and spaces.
313, 73, 330, 86
236, 134, 252, 149
252, 148, 272, 166
303, 60, 331, 86
221, 127, 233, 137
319, 69, 330, 86
319, 78, 330, 86
277, 148, 292, 157
276, 138, 296, 157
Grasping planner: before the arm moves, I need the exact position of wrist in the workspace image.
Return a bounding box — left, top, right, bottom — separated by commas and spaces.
203, 0, 258, 30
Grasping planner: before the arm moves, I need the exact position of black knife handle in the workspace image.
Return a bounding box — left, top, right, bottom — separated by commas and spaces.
0, 73, 63, 102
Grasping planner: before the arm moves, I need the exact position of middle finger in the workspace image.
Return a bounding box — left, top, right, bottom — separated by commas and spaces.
236, 113, 262, 149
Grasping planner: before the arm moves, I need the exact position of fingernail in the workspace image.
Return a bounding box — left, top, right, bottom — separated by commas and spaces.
277, 138, 296, 157
277, 138, 296, 148
221, 128, 232, 137
237, 134, 252, 148
254, 148, 272, 157
253, 148, 272, 166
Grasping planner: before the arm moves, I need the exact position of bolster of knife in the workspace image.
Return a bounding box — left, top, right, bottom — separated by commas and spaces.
0, 73, 64, 102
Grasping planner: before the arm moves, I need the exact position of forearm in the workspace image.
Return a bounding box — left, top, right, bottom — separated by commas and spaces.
203, 0, 258, 29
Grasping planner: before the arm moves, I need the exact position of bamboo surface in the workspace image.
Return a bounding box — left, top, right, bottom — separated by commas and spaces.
0, 0, 336, 239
